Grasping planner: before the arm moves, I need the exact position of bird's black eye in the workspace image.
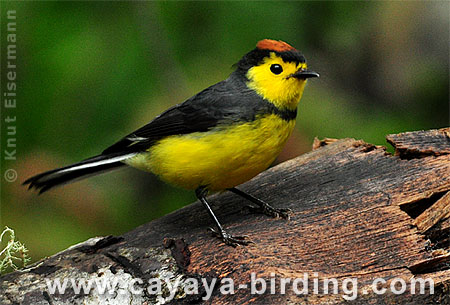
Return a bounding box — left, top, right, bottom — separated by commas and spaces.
270, 64, 283, 75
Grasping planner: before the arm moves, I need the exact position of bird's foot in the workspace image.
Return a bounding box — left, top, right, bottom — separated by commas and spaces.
208, 227, 253, 247
244, 202, 292, 220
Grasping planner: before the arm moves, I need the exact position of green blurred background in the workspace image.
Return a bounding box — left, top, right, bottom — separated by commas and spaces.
1, 1, 449, 265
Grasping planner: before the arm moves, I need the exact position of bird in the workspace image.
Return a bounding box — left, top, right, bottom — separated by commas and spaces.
24, 39, 319, 246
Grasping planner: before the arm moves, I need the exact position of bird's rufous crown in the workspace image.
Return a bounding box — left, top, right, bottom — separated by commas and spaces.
256, 39, 296, 52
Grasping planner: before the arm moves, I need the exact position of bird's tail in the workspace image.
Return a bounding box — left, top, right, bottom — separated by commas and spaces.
23, 153, 137, 194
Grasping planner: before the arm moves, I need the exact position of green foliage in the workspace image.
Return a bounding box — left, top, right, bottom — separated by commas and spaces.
0, 227, 31, 274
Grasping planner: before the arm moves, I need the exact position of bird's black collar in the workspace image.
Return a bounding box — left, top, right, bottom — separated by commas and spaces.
264, 102, 297, 121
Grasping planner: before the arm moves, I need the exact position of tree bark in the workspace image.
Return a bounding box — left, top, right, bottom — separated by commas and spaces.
1, 128, 449, 305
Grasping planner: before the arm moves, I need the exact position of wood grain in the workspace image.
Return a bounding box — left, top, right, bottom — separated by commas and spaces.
1, 128, 449, 304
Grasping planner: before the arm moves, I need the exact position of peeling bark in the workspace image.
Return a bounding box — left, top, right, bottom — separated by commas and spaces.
1, 128, 449, 304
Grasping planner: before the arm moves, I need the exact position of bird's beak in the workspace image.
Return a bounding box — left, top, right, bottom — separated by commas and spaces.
291, 69, 320, 79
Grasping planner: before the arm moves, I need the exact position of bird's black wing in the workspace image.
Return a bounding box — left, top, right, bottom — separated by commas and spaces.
102, 79, 259, 155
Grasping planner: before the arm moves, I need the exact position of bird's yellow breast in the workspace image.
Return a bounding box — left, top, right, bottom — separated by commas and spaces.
125, 114, 295, 191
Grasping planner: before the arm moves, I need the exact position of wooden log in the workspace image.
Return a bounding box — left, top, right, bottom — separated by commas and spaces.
1, 128, 449, 304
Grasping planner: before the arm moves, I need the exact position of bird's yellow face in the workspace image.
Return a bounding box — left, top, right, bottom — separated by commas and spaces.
246, 52, 308, 110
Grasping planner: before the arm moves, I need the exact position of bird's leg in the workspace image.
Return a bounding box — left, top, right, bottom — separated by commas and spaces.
195, 187, 252, 247
228, 187, 292, 220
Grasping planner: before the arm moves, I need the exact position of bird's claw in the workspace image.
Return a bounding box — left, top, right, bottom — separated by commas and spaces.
208, 227, 253, 247
243, 204, 292, 220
